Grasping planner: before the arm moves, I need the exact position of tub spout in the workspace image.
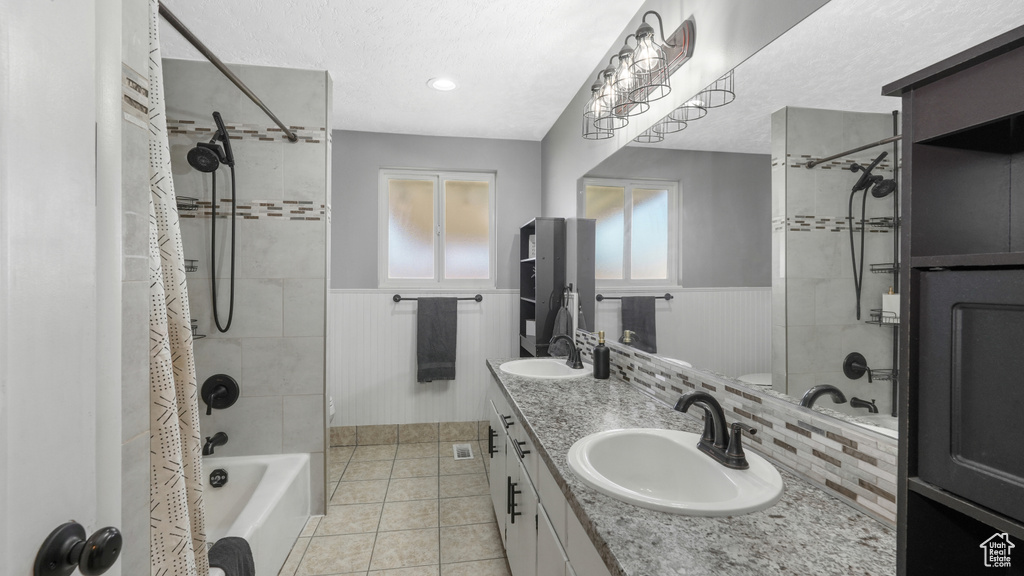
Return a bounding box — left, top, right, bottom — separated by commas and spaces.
203, 431, 228, 456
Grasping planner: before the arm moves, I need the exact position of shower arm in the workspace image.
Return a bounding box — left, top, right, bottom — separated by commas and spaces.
805, 135, 902, 169
158, 2, 300, 143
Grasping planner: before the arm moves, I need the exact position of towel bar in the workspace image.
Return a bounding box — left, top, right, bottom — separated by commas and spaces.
393, 294, 483, 303
596, 293, 673, 302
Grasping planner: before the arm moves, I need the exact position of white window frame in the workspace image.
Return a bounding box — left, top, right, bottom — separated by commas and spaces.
378, 169, 497, 289
582, 177, 679, 287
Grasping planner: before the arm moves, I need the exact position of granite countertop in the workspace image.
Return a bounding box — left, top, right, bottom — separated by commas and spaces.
487, 359, 896, 576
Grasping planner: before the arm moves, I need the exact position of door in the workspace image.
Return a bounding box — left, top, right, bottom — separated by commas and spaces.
506, 456, 538, 576
1, 2, 122, 574
488, 401, 508, 544
537, 503, 569, 576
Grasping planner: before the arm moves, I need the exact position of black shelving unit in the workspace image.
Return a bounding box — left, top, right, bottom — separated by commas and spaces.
884, 25, 1024, 575
519, 218, 565, 357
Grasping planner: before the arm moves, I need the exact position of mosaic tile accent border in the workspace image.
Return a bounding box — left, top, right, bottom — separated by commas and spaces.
576, 330, 898, 527
166, 118, 327, 143
178, 199, 325, 221
784, 215, 895, 233
771, 153, 899, 171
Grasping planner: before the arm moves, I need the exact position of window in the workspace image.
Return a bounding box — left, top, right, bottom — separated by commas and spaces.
379, 169, 496, 287
583, 178, 677, 285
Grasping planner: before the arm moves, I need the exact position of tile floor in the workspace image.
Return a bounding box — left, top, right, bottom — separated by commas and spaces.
278, 441, 511, 576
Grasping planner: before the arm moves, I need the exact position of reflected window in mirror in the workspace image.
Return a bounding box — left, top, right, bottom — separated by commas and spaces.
584, 178, 677, 285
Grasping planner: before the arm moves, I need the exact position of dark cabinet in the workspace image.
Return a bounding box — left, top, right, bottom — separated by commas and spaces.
884, 26, 1024, 575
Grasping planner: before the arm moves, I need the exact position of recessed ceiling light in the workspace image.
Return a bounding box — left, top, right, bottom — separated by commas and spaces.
427, 77, 457, 91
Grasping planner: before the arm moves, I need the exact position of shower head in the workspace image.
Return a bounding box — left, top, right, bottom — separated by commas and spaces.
871, 179, 897, 198
849, 151, 888, 193
187, 142, 224, 173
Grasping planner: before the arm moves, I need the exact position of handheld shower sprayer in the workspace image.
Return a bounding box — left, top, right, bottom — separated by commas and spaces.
847, 151, 897, 320
186, 111, 237, 333
849, 151, 888, 192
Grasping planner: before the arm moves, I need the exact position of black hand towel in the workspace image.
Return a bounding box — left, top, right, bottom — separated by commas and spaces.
208, 537, 255, 576
417, 297, 457, 382
621, 296, 657, 354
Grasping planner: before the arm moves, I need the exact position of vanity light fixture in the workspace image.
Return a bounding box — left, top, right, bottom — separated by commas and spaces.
696, 68, 735, 108
612, 36, 649, 117
582, 80, 614, 140
671, 98, 708, 122
653, 115, 686, 135
628, 11, 674, 105
427, 77, 457, 91
593, 65, 629, 131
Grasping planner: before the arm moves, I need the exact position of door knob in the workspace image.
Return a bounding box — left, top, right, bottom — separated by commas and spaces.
34, 521, 121, 576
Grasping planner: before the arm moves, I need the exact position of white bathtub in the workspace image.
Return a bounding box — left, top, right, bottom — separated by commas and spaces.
204, 453, 311, 576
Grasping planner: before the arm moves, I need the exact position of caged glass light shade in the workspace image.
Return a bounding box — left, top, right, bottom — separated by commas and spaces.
698, 69, 736, 108
634, 125, 664, 143
653, 114, 686, 135
627, 15, 672, 105
583, 82, 613, 140
593, 67, 628, 131
613, 38, 649, 117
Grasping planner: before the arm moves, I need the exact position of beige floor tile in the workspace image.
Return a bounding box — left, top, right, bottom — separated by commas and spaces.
277, 537, 310, 576
352, 444, 399, 461
369, 528, 440, 570
332, 479, 389, 505
477, 421, 490, 442
386, 477, 438, 502
439, 455, 484, 476
331, 426, 357, 447
327, 480, 339, 500
369, 566, 440, 576
379, 499, 439, 532
439, 422, 478, 442
297, 533, 376, 575
300, 515, 323, 538
440, 523, 504, 564
342, 459, 394, 481
396, 442, 440, 460
358, 424, 398, 445
329, 446, 355, 481
391, 457, 439, 479
440, 558, 511, 576
399, 423, 439, 444
439, 495, 496, 526
316, 503, 383, 536
438, 473, 489, 499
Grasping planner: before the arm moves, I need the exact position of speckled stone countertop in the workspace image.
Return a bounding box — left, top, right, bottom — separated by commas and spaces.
487, 359, 896, 576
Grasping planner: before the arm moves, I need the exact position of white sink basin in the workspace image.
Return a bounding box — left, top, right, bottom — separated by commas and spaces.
567, 428, 784, 516
500, 358, 591, 380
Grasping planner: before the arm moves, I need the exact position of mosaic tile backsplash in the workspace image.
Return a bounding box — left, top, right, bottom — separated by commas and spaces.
577, 330, 898, 527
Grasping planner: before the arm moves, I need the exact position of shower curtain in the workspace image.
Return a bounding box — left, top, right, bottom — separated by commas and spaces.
148, 0, 209, 574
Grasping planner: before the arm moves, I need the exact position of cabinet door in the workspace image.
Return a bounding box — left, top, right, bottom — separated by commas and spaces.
507, 454, 538, 576
488, 401, 508, 545
537, 503, 569, 576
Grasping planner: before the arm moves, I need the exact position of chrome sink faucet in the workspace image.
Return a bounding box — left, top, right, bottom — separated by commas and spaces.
674, 390, 755, 470
548, 334, 584, 369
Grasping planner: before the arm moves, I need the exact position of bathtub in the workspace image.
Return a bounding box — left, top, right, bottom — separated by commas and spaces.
204, 453, 311, 576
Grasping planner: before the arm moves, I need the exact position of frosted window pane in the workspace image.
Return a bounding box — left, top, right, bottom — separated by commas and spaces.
586, 185, 624, 280
388, 179, 434, 279
444, 180, 490, 279
631, 187, 668, 279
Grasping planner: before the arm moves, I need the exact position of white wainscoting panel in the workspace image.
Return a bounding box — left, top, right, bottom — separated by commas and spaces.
593, 288, 771, 378
329, 290, 518, 426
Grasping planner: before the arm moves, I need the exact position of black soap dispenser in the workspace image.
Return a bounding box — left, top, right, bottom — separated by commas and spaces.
593, 331, 610, 379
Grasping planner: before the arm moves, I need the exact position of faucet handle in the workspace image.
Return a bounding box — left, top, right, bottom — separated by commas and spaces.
724, 422, 756, 470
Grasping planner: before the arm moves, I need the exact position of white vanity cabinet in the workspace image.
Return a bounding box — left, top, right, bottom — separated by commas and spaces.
487, 377, 612, 576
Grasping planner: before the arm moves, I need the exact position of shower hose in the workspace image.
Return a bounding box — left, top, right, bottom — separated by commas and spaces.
210, 165, 236, 332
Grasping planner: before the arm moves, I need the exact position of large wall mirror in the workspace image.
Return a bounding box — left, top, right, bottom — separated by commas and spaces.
573, 0, 1024, 440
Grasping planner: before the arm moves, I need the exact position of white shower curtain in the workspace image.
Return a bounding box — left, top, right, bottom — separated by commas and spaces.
147, 0, 209, 574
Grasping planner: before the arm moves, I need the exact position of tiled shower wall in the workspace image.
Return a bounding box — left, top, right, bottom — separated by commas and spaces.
163, 58, 331, 512
577, 332, 898, 527
772, 107, 899, 417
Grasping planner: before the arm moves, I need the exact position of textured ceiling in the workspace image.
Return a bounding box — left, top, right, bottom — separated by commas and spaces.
632, 0, 1024, 154
158, 0, 645, 140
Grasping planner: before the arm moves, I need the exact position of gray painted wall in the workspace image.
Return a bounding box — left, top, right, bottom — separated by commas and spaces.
586, 146, 771, 287
332, 130, 542, 289
540, 0, 830, 218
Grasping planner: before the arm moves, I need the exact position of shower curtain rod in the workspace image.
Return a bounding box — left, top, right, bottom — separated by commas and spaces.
804, 134, 902, 169
158, 2, 299, 143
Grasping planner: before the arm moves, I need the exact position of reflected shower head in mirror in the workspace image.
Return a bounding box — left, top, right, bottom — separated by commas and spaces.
871, 179, 897, 198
